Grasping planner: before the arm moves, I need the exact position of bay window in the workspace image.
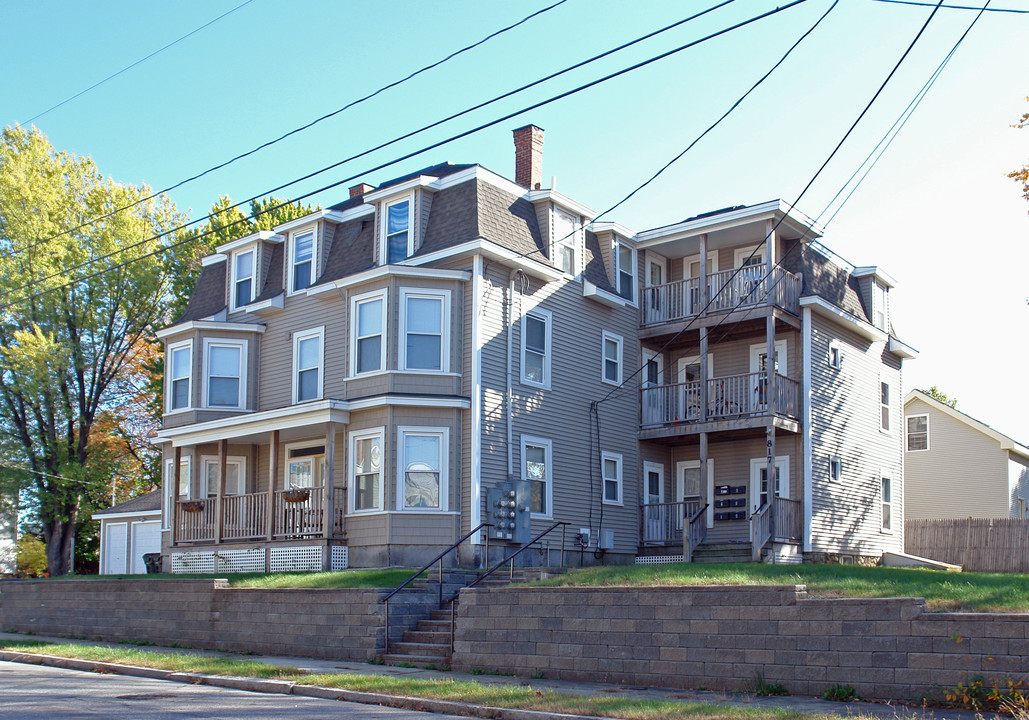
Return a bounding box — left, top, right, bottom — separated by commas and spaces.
400, 289, 449, 372
204, 339, 245, 408
399, 427, 447, 511
350, 428, 383, 512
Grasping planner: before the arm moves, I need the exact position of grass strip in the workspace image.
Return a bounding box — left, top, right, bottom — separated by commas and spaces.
1, 640, 860, 720
534, 563, 1029, 613
53, 568, 424, 589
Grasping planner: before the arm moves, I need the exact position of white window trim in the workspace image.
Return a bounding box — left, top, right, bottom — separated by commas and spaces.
880, 377, 892, 434
164, 457, 191, 528
551, 207, 581, 278
230, 244, 257, 312
734, 245, 765, 268
827, 339, 841, 370
749, 456, 790, 513
602, 451, 623, 506
521, 435, 553, 519
380, 195, 415, 265
520, 308, 552, 390
166, 339, 193, 414
646, 253, 667, 287
199, 455, 247, 497
683, 250, 719, 278
284, 440, 327, 488
202, 338, 247, 409
396, 426, 449, 512
287, 228, 318, 296
872, 281, 889, 332
880, 472, 893, 533
748, 340, 788, 375
350, 289, 388, 377
613, 241, 636, 304
829, 456, 842, 483
349, 427, 385, 514
643, 461, 664, 504
906, 413, 929, 452
292, 326, 325, 404
601, 331, 623, 386
399, 288, 450, 373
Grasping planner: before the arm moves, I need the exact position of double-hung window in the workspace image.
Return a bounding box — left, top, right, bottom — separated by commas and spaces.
880, 380, 891, 432
400, 289, 448, 372
168, 341, 192, 411
881, 475, 893, 531
615, 243, 635, 301
201, 456, 245, 497
906, 414, 929, 451
521, 309, 551, 388
385, 198, 411, 264
602, 452, 623, 505
287, 443, 325, 488
350, 428, 383, 512
293, 327, 324, 403
872, 281, 888, 331
351, 290, 387, 375
290, 230, 315, 293
521, 436, 552, 516
232, 248, 255, 310
602, 331, 622, 385
398, 427, 447, 511
552, 209, 578, 275
204, 340, 245, 408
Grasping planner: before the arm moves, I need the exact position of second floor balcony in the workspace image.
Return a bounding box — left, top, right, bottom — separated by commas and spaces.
640, 371, 799, 436
641, 266, 801, 327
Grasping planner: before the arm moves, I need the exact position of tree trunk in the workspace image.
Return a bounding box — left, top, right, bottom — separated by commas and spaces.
44, 514, 78, 576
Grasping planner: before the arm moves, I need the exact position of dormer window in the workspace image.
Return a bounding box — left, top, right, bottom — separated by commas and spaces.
290, 230, 315, 293
615, 242, 635, 301
872, 281, 888, 331
385, 198, 411, 264
232, 248, 255, 310
552, 209, 578, 275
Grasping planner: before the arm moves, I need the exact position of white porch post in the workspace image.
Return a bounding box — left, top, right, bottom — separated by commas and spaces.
324, 421, 336, 540
266, 430, 278, 543
699, 327, 709, 424
699, 232, 709, 310
172, 445, 182, 545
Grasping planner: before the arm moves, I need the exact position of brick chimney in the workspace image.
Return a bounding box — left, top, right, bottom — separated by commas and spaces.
513, 125, 544, 190
349, 183, 375, 199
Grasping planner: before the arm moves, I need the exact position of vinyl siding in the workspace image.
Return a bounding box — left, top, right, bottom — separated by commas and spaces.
808, 312, 903, 555
903, 397, 1011, 519
1009, 455, 1029, 518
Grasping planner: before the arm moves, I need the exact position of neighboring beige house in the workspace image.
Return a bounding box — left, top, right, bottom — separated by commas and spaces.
94, 490, 162, 574
904, 390, 1029, 519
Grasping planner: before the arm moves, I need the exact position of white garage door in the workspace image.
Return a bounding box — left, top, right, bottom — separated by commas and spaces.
130, 520, 162, 574
104, 522, 128, 575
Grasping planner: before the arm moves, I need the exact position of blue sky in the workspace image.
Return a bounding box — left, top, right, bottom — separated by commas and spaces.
3, 0, 1027, 439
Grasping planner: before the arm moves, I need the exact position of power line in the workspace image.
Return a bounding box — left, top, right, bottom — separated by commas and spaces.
20, 0, 258, 125
11, 0, 572, 259
596, 0, 949, 407
1, 0, 805, 311
871, 0, 1025, 12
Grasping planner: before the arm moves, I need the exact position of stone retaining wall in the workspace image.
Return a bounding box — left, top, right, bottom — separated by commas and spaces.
0, 578, 432, 660
452, 585, 1029, 701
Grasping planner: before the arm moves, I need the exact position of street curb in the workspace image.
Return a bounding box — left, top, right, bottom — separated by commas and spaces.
0, 651, 609, 720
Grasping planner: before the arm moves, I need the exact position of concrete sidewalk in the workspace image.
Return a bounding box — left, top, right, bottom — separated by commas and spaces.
0, 632, 991, 720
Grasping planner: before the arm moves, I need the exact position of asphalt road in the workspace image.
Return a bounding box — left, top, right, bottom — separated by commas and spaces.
0, 661, 472, 720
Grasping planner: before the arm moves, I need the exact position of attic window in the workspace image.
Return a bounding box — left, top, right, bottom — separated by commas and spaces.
232, 248, 255, 310
872, 281, 888, 331
552, 209, 578, 275
615, 243, 635, 301
290, 230, 315, 293
385, 198, 411, 263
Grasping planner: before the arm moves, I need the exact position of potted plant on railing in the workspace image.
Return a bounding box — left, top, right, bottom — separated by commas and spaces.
282, 485, 311, 504
180, 500, 205, 513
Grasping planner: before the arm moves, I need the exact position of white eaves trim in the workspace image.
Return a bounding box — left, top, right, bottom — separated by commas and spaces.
154, 399, 349, 447
799, 296, 887, 342
525, 189, 596, 220
243, 293, 284, 314
307, 266, 472, 296
348, 395, 471, 411
273, 209, 347, 235
438, 165, 527, 198
398, 238, 563, 283
635, 199, 824, 247
362, 176, 438, 204
93, 509, 161, 520
201, 253, 227, 267
583, 280, 626, 308
156, 320, 267, 340
904, 389, 1029, 461
216, 229, 283, 255
589, 221, 636, 241
852, 265, 898, 289
888, 336, 918, 359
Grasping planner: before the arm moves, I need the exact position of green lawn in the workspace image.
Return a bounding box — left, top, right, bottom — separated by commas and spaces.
533, 563, 1029, 613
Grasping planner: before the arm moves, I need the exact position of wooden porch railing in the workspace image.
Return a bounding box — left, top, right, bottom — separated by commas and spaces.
273, 486, 325, 538
751, 495, 803, 560
640, 499, 704, 545
641, 266, 801, 325
333, 486, 347, 536
176, 498, 216, 543
641, 372, 799, 428
222, 492, 267, 541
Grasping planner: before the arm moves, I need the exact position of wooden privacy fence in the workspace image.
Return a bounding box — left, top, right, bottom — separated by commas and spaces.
905, 518, 1029, 573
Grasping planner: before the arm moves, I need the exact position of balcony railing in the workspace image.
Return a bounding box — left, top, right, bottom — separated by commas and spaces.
751, 496, 803, 560
641, 372, 799, 428
641, 266, 801, 326
175, 486, 346, 544
641, 499, 705, 545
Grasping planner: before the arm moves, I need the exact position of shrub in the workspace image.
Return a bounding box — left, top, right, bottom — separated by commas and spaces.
16, 536, 47, 577
750, 673, 789, 696
945, 675, 1028, 714
822, 684, 857, 702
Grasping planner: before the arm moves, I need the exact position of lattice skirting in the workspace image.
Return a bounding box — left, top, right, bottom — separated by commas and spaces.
171, 551, 216, 574
635, 554, 684, 565
270, 546, 322, 572
330, 545, 348, 571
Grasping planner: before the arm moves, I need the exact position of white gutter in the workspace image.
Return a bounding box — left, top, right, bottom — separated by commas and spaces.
802, 307, 813, 554
799, 296, 887, 343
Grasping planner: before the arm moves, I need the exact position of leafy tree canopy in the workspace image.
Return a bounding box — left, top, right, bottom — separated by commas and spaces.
922, 385, 957, 408
1009, 96, 1029, 204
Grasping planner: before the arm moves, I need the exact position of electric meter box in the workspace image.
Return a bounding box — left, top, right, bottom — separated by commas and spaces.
487, 480, 531, 544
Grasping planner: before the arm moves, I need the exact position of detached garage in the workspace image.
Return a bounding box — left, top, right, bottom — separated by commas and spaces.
95, 490, 161, 574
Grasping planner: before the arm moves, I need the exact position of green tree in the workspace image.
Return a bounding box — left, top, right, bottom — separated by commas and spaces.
0, 125, 184, 575
1009, 96, 1029, 203
922, 385, 956, 408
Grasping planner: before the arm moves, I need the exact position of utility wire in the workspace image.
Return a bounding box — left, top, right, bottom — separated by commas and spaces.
11, 0, 572, 259
871, 0, 1025, 12
21, 0, 258, 125
1, 0, 802, 310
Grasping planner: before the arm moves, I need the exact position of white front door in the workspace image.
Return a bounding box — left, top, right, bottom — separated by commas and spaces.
748, 340, 787, 412
749, 456, 790, 513
642, 351, 665, 425
676, 460, 714, 528
683, 251, 718, 313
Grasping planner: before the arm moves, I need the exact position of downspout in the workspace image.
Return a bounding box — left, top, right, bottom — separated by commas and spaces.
802, 306, 813, 554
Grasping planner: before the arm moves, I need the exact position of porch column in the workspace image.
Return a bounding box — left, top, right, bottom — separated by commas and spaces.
699, 327, 709, 423
698, 232, 709, 312
266, 430, 278, 542
215, 438, 227, 544
765, 218, 776, 306
324, 422, 336, 541
172, 445, 182, 545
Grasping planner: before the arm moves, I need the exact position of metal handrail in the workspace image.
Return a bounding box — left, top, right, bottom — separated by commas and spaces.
380, 521, 492, 656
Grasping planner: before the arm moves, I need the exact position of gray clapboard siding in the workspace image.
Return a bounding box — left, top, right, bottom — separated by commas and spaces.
808, 312, 903, 555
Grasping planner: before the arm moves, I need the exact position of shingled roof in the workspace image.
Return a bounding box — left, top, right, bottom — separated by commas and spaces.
94, 489, 161, 517
175, 261, 226, 323
781, 240, 870, 322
